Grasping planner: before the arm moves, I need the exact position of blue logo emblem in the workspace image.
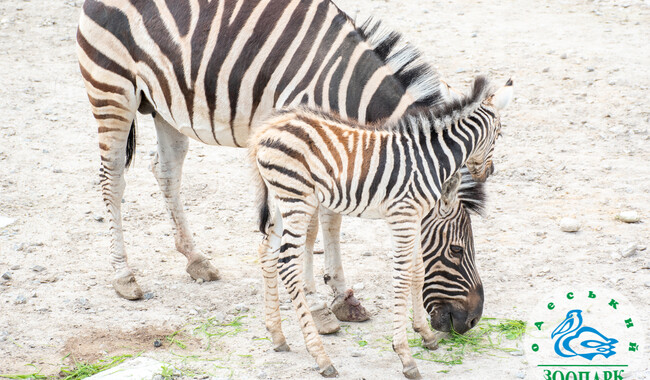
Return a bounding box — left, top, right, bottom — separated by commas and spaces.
551, 309, 618, 360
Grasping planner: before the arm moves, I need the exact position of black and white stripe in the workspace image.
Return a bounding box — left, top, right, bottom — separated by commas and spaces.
76, 0, 460, 301
251, 76, 512, 377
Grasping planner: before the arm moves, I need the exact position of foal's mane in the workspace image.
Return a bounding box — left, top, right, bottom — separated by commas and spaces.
457, 168, 486, 216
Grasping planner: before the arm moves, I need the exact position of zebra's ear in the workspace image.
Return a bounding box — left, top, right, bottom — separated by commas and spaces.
441, 172, 461, 211
491, 78, 514, 110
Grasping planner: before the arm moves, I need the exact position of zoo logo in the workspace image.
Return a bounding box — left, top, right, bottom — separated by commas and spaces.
525, 288, 646, 380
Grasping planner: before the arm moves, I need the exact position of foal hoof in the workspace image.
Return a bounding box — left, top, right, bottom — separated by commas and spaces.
186, 257, 220, 281
113, 274, 143, 300
331, 289, 370, 322
320, 365, 338, 378
403, 366, 422, 379
422, 338, 440, 350
274, 342, 290, 352
312, 305, 341, 335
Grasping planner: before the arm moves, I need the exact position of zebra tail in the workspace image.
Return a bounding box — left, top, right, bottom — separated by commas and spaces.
125, 119, 136, 168
248, 132, 271, 235
258, 182, 270, 235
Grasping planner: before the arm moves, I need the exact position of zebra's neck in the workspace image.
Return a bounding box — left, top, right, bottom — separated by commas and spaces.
390, 105, 490, 203
274, 3, 442, 125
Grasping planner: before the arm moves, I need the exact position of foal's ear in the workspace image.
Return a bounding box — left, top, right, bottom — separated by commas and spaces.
441, 172, 461, 210
491, 78, 514, 110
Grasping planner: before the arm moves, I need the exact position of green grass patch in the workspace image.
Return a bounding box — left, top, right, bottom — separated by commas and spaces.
58, 354, 137, 380
192, 315, 247, 350
0, 364, 47, 379
410, 317, 526, 365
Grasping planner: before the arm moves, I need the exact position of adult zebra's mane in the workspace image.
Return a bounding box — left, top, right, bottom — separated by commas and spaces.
457, 168, 487, 216
391, 75, 494, 134
356, 18, 444, 110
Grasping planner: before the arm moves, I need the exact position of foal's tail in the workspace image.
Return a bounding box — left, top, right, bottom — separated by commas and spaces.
248, 131, 271, 236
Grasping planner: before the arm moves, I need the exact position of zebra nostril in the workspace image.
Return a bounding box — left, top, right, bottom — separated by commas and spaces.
468, 317, 479, 329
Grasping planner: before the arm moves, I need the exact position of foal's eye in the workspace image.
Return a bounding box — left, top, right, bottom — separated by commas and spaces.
450, 245, 464, 257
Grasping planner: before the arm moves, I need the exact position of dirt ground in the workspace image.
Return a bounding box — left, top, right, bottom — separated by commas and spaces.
0, 0, 648, 379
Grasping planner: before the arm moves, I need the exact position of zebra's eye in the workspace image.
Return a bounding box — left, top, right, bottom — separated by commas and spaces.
450, 245, 464, 257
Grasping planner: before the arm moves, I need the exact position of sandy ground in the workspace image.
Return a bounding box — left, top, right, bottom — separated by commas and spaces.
0, 0, 649, 379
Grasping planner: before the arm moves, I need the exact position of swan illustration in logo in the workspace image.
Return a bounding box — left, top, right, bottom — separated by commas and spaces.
551, 309, 618, 360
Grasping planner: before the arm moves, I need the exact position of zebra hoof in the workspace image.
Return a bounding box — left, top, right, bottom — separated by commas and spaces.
186, 257, 220, 281
331, 289, 370, 322
113, 274, 143, 300
312, 306, 341, 335
403, 366, 422, 379
422, 338, 439, 350
320, 364, 338, 378
274, 342, 290, 352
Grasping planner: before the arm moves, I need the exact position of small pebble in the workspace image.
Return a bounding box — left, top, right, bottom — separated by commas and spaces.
1, 272, 12, 280
93, 214, 104, 222
143, 292, 155, 300
645, 281, 650, 288
212, 312, 226, 322
586, 66, 595, 72
542, 67, 550, 73
362, 251, 372, 256
196, 278, 204, 284
235, 303, 250, 312
52, 168, 63, 173
352, 282, 365, 292
617, 211, 640, 223
10, 265, 20, 270
349, 349, 363, 357
509, 349, 524, 356
516, 372, 526, 379
560, 53, 568, 59
257, 371, 267, 379
470, 32, 477, 38
280, 305, 291, 311
559, 218, 581, 232
31, 265, 46, 272
15, 295, 27, 304
621, 243, 637, 258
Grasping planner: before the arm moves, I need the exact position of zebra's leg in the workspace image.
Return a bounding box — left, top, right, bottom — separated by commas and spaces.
277, 202, 337, 377
411, 237, 444, 350
151, 115, 219, 282
94, 105, 142, 300
259, 211, 289, 352
320, 208, 370, 322
304, 211, 340, 335
304, 211, 318, 294
387, 213, 421, 379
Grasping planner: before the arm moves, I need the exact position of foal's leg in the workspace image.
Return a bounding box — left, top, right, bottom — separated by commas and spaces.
259, 211, 289, 351
276, 200, 337, 377
411, 233, 444, 350
320, 208, 370, 322
304, 211, 319, 294
387, 209, 421, 379
304, 211, 340, 335
152, 115, 219, 282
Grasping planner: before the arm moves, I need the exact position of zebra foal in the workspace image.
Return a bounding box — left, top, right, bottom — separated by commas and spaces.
303, 167, 488, 335
251, 76, 513, 378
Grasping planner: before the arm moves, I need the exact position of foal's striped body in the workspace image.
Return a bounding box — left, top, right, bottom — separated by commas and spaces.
251, 77, 513, 377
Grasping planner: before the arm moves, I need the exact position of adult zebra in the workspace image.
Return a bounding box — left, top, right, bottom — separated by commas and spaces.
77, 0, 451, 300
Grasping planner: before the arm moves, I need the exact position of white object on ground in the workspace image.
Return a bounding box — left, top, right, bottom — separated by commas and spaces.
86, 357, 166, 380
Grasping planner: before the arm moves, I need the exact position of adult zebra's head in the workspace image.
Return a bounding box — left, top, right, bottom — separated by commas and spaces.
465, 78, 514, 182
422, 168, 486, 334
